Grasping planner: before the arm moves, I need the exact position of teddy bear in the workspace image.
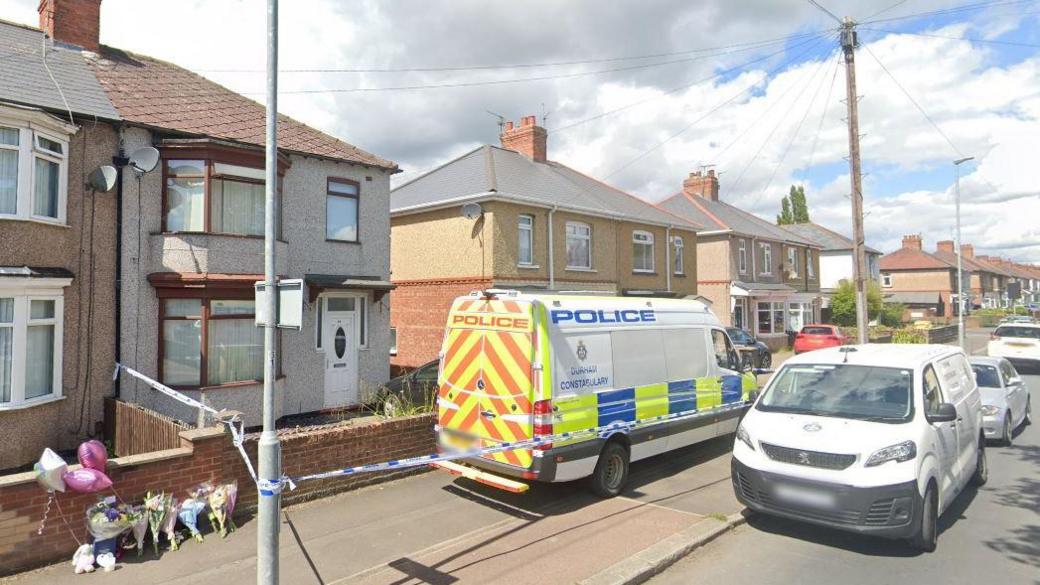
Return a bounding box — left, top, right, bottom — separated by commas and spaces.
72, 543, 95, 574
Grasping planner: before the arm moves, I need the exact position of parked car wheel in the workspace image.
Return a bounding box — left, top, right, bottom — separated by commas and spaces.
759, 352, 772, 369
1024, 398, 1032, 426
971, 438, 988, 487
910, 484, 938, 553
589, 441, 629, 498
1001, 413, 1013, 447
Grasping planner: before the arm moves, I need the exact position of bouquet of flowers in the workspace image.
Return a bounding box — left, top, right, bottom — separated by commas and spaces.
179, 483, 212, 543
129, 506, 149, 557
85, 498, 135, 541
207, 483, 238, 538
143, 491, 172, 556
162, 497, 181, 551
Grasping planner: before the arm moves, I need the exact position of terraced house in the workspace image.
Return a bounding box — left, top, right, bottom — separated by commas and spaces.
389, 116, 700, 371
658, 171, 822, 349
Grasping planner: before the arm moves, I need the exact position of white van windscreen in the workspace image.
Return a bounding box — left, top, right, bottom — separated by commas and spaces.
758, 365, 914, 422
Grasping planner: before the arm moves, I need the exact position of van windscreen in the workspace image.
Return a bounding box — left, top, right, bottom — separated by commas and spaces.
994, 326, 1040, 339
757, 364, 913, 422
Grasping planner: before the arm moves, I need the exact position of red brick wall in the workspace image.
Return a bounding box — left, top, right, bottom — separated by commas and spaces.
0, 413, 436, 575
390, 278, 492, 371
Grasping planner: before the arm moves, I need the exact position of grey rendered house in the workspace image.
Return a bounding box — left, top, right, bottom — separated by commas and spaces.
0, 12, 121, 468
43, 3, 400, 423
658, 171, 822, 349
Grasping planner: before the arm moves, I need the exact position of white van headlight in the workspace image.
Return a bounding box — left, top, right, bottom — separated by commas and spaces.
736, 423, 755, 451
865, 441, 917, 467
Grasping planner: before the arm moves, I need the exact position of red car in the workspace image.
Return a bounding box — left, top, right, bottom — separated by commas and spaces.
793, 324, 847, 354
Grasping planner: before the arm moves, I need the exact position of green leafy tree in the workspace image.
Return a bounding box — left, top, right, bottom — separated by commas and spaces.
790, 185, 810, 223
776, 196, 794, 225
831, 280, 882, 326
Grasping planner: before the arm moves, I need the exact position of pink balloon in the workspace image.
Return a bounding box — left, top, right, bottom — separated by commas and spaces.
76, 440, 108, 472
62, 468, 112, 493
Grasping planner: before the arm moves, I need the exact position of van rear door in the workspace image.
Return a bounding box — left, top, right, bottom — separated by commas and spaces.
437, 297, 536, 469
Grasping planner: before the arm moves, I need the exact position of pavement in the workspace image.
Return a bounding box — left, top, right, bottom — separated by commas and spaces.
1, 332, 1000, 585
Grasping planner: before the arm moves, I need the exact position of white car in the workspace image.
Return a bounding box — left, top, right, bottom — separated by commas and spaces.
732, 344, 986, 553
970, 356, 1032, 445
988, 323, 1040, 373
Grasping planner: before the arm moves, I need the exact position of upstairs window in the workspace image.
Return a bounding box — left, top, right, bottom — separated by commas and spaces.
787, 247, 798, 277
882, 273, 892, 287
164, 158, 278, 237
807, 250, 815, 279
673, 236, 684, 275
326, 178, 359, 242
0, 123, 69, 223
738, 239, 748, 274
632, 230, 655, 273
518, 214, 534, 265
760, 243, 773, 275
566, 222, 592, 269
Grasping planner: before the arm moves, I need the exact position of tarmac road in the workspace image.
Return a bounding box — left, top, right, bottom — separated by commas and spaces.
649, 373, 1040, 585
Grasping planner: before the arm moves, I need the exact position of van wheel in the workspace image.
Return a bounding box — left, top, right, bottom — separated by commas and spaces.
589, 442, 629, 498
1001, 413, 1013, 447
910, 485, 938, 553
971, 438, 988, 487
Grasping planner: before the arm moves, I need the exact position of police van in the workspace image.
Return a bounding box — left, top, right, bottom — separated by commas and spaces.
433, 290, 759, 496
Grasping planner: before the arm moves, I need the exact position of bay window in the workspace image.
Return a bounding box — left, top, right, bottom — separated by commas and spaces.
160, 297, 263, 388
326, 178, 359, 242
756, 301, 786, 335
0, 116, 70, 223
566, 221, 592, 269
0, 284, 66, 408
163, 158, 278, 236
632, 230, 655, 272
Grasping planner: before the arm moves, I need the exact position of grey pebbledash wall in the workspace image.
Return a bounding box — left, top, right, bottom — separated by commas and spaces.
117, 126, 393, 426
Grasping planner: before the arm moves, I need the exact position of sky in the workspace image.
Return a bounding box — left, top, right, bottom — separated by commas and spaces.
4, 0, 1039, 261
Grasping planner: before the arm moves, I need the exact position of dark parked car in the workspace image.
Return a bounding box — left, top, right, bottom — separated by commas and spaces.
726, 327, 772, 368
375, 360, 439, 407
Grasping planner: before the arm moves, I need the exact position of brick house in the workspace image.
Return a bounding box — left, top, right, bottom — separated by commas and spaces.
389, 116, 700, 371
0, 10, 121, 469
657, 171, 822, 349
879, 235, 966, 318
6, 1, 400, 429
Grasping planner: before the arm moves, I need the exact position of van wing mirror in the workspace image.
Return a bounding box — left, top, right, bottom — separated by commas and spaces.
926, 403, 958, 424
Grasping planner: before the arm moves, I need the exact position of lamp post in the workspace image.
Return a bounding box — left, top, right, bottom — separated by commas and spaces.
954, 156, 974, 350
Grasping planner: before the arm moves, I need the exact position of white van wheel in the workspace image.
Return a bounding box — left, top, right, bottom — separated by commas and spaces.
589, 442, 629, 498
910, 485, 938, 553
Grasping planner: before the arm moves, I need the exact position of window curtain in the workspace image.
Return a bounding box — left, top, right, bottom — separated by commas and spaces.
211, 179, 264, 235
0, 298, 12, 402
163, 319, 201, 385
0, 149, 16, 214
167, 177, 205, 231
24, 323, 54, 399
207, 318, 263, 384
33, 158, 59, 217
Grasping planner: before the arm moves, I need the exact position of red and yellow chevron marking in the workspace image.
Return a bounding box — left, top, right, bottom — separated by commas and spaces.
439, 300, 535, 468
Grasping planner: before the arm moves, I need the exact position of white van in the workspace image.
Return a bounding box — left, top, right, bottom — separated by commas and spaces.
731, 344, 986, 552
435, 291, 760, 496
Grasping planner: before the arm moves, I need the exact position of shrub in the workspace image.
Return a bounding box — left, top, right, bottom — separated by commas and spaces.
892, 328, 927, 344
831, 280, 883, 326
878, 303, 905, 327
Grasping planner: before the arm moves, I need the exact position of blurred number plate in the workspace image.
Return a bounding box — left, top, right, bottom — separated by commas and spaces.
774, 484, 837, 509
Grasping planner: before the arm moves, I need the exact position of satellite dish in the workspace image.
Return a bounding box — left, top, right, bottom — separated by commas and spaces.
461, 202, 483, 220
128, 146, 160, 173
87, 165, 117, 192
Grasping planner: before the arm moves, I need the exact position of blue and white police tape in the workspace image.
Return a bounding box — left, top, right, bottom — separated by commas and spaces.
284, 400, 750, 487
113, 363, 259, 484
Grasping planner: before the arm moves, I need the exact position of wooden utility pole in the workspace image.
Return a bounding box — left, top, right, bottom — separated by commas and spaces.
841, 16, 869, 343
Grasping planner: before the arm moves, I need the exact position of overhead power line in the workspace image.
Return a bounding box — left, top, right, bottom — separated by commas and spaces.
861, 0, 1038, 24
805, 51, 842, 169
861, 27, 1040, 49
863, 0, 910, 22
204, 29, 827, 74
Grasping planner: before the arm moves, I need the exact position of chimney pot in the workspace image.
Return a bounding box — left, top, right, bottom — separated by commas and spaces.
500, 114, 547, 162
936, 240, 955, 254
901, 234, 923, 250
682, 168, 720, 201
38, 0, 102, 53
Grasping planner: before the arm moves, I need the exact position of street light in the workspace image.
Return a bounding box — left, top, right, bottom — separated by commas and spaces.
954, 156, 974, 350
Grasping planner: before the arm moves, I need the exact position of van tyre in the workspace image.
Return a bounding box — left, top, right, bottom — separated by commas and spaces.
589, 442, 629, 498
971, 437, 988, 487
911, 485, 938, 553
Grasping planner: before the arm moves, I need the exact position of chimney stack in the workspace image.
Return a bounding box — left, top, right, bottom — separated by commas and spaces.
901, 234, 923, 250
936, 240, 955, 254
682, 169, 720, 201
961, 244, 974, 259
38, 0, 102, 53
500, 115, 547, 162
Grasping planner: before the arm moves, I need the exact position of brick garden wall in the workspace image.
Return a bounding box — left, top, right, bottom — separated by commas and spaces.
0, 413, 436, 576
390, 278, 492, 374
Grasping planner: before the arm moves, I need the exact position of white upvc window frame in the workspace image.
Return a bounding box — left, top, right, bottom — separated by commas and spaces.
0, 109, 74, 226
565, 221, 592, 270
673, 236, 684, 275
315, 292, 370, 351
760, 243, 773, 276
632, 230, 655, 273
518, 214, 535, 266
0, 278, 68, 410
807, 249, 815, 279
787, 247, 798, 277
738, 239, 747, 275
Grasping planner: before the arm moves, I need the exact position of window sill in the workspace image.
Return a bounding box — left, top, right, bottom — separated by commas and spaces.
565, 267, 596, 273
632, 270, 657, 275
326, 238, 361, 245
674, 273, 686, 278
517, 264, 541, 270
170, 375, 285, 392
156, 231, 289, 244
0, 215, 69, 229
0, 394, 65, 412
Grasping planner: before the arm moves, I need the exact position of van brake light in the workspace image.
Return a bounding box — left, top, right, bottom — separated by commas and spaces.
533, 399, 553, 451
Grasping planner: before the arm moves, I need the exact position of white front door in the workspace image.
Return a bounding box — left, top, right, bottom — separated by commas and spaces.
323, 308, 358, 407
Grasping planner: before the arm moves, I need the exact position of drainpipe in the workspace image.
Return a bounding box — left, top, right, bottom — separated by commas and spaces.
665, 226, 672, 293
112, 132, 129, 398
547, 206, 557, 290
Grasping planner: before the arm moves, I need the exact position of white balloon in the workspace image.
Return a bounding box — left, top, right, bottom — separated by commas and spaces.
34, 448, 67, 493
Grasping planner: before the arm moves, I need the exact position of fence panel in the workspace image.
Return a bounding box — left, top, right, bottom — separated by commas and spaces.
104, 397, 193, 456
